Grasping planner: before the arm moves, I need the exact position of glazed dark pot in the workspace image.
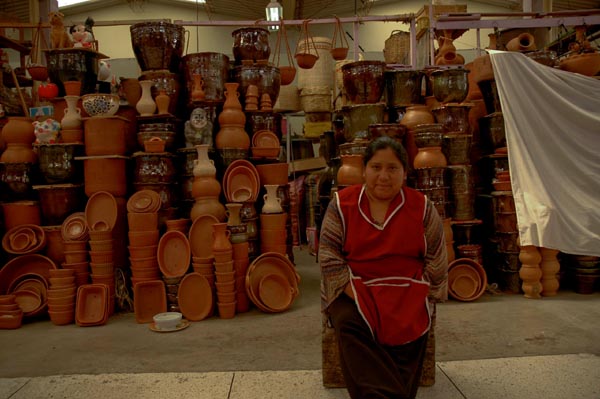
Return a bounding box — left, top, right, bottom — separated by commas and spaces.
477, 78, 502, 114
0, 162, 38, 196
431, 104, 473, 135
430, 67, 470, 104
342, 61, 386, 104
35, 143, 84, 184
341, 103, 386, 142
44, 49, 100, 96
130, 21, 186, 72
231, 28, 270, 64
368, 123, 408, 143
33, 183, 85, 225
246, 111, 282, 141
133, 152, 177, 184
181, 52, 230, 103
384, 69, 424, 107
232, 64, 281, 107
479, 112, 506, 153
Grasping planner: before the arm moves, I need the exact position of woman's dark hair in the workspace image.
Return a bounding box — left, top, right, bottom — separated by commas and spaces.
363, 136, 408, 169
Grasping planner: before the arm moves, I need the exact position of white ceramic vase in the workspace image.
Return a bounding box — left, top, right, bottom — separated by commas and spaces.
193, 144, 216, 177
262, 184, 283, 214
136, 80, 156, 116
61, 95, 82, 129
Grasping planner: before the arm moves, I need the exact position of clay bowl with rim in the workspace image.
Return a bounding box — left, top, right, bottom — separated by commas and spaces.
61, 260, 90, 273
214, 260, 234, 273
165, 218, 190, 233
48, 303, 75, 312
213, 249, 233, 264
128, 245, 158, 259
192, 265, 215, 277
63, 240, 88, 252
89, 262, 115, 276
0, 295, 17, 305
251, 147, 280, 159
47, 285, 77, 298
85, 191, 118, 232
49, 269, 75, 278
448, 258, 487, 302
223, 160, 260, 199
258, 272, 294, 312
130, 268, 161, 279
127, 212, 159, 232
129, 256, 159, 269
88, 239, 114, 252
133, 280, 166, 323
0, 254, 57, 295
2, 224, 47, 255
128, 230, 160, 247
246, 252, 300, 309
157, 230, 191, 278
214, 279, 235, 293
64, 250, 89, 264
0, 312, 23, 329
75, 283, 109, 326
252, 130, 279, 148
13, 289, 42, 314
217, 300, 236, 319
225, 166, 259, 203
49, 308, 75, 325
9, 232, 32, 252
47, 294, 75, 307
214, 270, 235, 283
192, 255, 215, 265
255, 163, 289, 186
188, 214, 220, 258
0, 303, 21, 311
448, 264, 480, 300
48, 276, 76, 288
0, 308, 24, 317
88, 229, 113, 241
127, 189, 162, 214
178, 272, 213, 322
8, 273, 48, 298
89, 250, 114, 264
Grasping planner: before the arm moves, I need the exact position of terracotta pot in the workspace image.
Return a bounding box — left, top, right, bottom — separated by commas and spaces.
190, 74, 206, 101
400, 105, 434, 130
1, 117, 36, 158
1, 143, 38, 164
2, 201, 41, 230
279, 66, 296, 86
33, 183, 85, 225
430, 68, 470, 104
384, 69, 424, 107
191, 176, 221, 198
35, 143, 83, 184
413, 146, 447, 169
255, 163, 288, 186
193, 144, 216, 177
506, 33, 536, 52
337, 155, 364, 186
127, 212, 159, 232
80, 156, 128, 197
190, 196, 226, 222
133, 182, 176, 210
155, 90, 170, 115
215, 125, 250, 150
181, 52, 230, 103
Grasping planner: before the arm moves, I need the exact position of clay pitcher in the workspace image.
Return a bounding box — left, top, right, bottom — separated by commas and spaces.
61, 96, 82, 129
212, 222, 232, 252
225, 203, 243, 226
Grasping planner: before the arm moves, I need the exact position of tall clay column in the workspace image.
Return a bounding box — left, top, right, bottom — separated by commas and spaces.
518, 245, 543, 299
540, 247, 560, 296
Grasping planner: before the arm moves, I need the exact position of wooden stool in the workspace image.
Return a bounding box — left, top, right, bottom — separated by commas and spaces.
322, 303, 437, 388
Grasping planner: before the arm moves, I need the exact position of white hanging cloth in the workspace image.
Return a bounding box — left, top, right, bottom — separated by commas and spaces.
489, 50, 600, 256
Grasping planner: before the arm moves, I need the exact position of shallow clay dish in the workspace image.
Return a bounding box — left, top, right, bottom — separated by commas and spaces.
85, 191, 118, 232
252, 130, 279, 148
157, 231, 191, 278
61, 212, 89, 242
127, 190, 162, 214
149, 319, 190, 332
223, 160, 260, 200
0, 254, 57, 295
225, 166, 259, 203
2, 224, 47, 255
188, 214, 219, 258
258, 273, 294, 312
246, 252, 300, 312
448, 258, 487, 302
13, 289, 42, 314
178, 272, 213, 321
75, 283, 109, 326
133, 280, 166, 323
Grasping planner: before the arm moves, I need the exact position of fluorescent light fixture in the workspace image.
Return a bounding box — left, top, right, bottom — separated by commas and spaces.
265, 0, 283, 30
58, 0, 91, 6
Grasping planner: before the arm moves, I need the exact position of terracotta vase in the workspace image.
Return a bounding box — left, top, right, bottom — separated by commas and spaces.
414, 146, 447, 169
190, 196, 226, 222
218, 83, 246, 126
155, 90, 170, 115
225, 203, 243, 226
63, 81, 82, 96
518, 245, 543, 299
2, 201, 41, 230
191, 74, 206, 101
262, 185, 283, 214
1, 117, 36, 145
61, 96, 82, 130
136, 80, 157, 116
223, 82, 243, 111
212, 222, 232, 252
1, 143, 38, 163
193, 144, 216, 177
539, 247, 560, 297
84, 117, 127, 156
337, 155, 364, 186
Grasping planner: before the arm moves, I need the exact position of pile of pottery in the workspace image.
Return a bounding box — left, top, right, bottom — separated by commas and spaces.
225, 203, 251, 313
47, 268, 77, 325
75, 283, 111, 326
447, 258, 487, 301
127, 190, 161, 285
0, 117, 38, 201
0, 294, 23, 329
61, 212, 91, 287
211, 223, 237, 319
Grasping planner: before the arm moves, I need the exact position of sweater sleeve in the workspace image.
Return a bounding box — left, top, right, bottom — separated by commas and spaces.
318, 198, 350, 312
422, 199, 448, 303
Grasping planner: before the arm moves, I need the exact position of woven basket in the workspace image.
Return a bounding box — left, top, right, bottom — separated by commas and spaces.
274, 84, 301, 112
300, 86, 332, 113
298, 37, 334, 89
383, 30, 410, 65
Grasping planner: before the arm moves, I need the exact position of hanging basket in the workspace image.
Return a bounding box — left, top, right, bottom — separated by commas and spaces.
271, 19, 297, 85
295, 20, 319, 69
330, 16, 349, 61
27, 22, 49, 81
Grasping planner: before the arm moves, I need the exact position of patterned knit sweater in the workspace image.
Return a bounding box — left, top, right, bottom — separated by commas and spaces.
319, 187, 448, 311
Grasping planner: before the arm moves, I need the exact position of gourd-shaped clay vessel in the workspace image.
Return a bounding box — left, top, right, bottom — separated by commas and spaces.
215, 82, 250, 149
337, 155, 364, 187
61, 95, 82, 129
539, 247, 560, 297
0, 117, 38, 163
414, 147, 447, 169
190, 196, 226, 222
518, 244, 543, 299
136, 80, 157, 116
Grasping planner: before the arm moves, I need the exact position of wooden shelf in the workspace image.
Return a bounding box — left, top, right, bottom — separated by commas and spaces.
0, 35, 31, 55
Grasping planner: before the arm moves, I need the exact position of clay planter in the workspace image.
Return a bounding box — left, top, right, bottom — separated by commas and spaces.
232, 64, 281, 108
1, 117, 36, 145
442, 134, 472, 165
231, 27, 270, 64
127, 212, 159, 232
413, 147, 447, 169
368, 123, 408, 144
33, 183, 85, 225
341, 103, 386, 142
77, 155, 128, 197
2, 201, 42, 230
130, 21, 186, 73
430, 68, 470, 104
431, 103, 473, 135
255, 163, 289, 186
342, 61, 386, 104
35, 143, 84, 184
83, 117, 128, 156
133, 183, 177, 210
43, 225, 66, 265
337, 155, 364, 186
181, 52, 230, 103
384, 69, 424, 107
44, 48, 102, 96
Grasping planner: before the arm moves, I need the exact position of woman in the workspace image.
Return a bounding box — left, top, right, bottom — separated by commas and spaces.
319, 136, 448, 399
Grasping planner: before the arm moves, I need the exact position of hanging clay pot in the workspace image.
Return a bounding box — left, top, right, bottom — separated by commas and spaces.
270, 20, 297, 86
330, 16, 349, 61
155, 90, 171, 115
295, 20, 319, 69
136, 80, 157, 116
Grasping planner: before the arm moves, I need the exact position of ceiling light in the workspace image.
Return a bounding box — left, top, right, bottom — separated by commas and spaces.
265, 0, 283, 30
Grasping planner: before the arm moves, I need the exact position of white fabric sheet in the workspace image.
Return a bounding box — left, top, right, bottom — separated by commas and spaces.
489, 51, 600, 256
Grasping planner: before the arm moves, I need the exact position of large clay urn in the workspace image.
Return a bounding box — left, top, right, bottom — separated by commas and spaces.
400, 105, 434, 169
337, 155, 364, 187
0, 117, 37, 163
191, 176, 221, 198
414, 147, 447, 169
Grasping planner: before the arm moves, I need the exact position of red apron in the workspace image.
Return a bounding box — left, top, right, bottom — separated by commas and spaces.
337, 185, 431, 346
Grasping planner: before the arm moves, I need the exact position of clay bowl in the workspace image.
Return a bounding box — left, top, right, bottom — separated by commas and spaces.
63, 239, 88, 251
128, 230, 160, 247
88, 229, 113, 242
217, 300, 236, 319
217, 290, 236, 303
75, 283, 109, 326
0, 295, 17, 305
157, 230, 191, 278
0, 303, 22, 312
192, 255, 215, 265
251, 147, 280, 159
8, 232, 32, 252
47, 294, 75, 307
129, 256, 159, 269
88, 239, 114, 252
177, 273, 213, 322
13, 289, 42, 314
61, 261, 90, 274
127, 189, 162, 214
252, 130, 279, 148
213, 249, 233, 264
214, 260, 234, 273
214, 279, 235, 293
81, 93, 120, 117
188, 214, 220, 258
85, 191, 118, 232
49, 269, 75, 278
448, 258, 487, 302
165, 218, 190, 233
214, 270, 235, 283
258, 273, 294, 312
48, 276, 76, 288
88, 250, 114, 264
128, 245, 158, 259
2, 224, 47, 255
47, 287, 77, 300
255, 163, 289, 186
64, 250, 88, 264
0, 312, 23, 329
61, 212, 89, 242
89, 262, 114, 276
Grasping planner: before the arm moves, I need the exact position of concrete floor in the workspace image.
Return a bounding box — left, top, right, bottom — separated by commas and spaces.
1, 247, 599, 398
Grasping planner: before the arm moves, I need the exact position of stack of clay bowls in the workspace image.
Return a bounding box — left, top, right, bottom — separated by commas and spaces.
1, 224, 47, 256
259, 195, 287, 256
7, 272, 49, 320
47, 268, 77, 325
61, 212, 91, 286
85, 191, 119, 314
127, 190, 162, 286
232, 240, 250, 313
189, 214, 219, 311
212, 223, 236, 319
0, 294, 23, 329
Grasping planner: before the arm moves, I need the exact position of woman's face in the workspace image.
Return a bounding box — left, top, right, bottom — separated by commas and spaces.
363, 147, 406, 201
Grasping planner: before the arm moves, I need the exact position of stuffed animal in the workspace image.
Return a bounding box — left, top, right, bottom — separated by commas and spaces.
49, 11, 72, 49
71, 24, 93, 48
33, 118, 61, 144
